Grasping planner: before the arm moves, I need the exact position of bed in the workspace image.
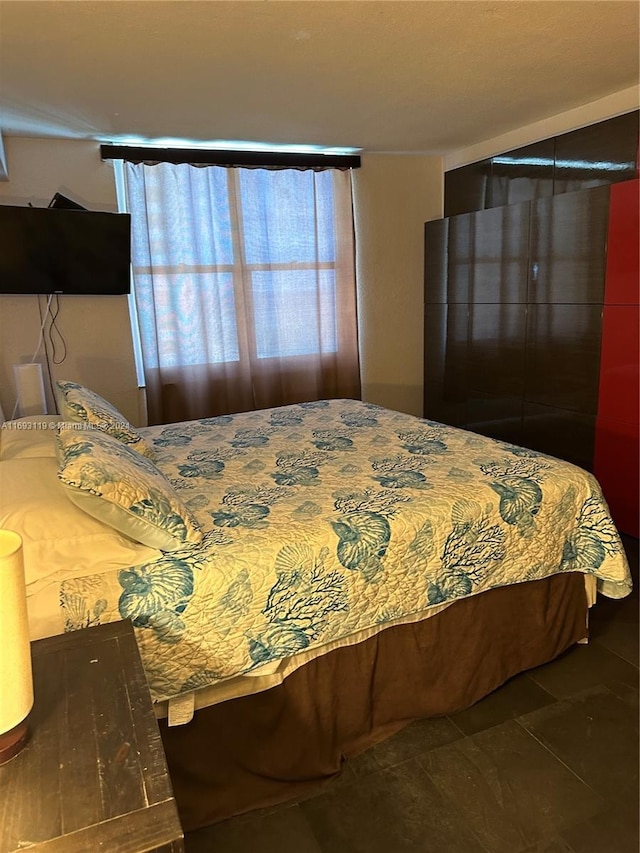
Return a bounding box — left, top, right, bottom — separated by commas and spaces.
0, 384, 632, 830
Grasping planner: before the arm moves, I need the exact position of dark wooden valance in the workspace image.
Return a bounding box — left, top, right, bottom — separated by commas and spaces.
100, 145, 360, 170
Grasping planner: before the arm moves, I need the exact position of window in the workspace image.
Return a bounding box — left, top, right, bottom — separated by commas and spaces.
115, 158, 360, 422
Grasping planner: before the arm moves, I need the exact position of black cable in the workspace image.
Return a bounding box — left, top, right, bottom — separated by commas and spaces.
37, 295, 57, 407
47, 294, 68, 365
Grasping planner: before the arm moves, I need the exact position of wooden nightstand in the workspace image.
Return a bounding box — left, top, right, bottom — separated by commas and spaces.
0, 620, 184, 852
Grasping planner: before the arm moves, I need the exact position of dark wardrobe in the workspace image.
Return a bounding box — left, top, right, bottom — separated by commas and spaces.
424, 112, 639, 535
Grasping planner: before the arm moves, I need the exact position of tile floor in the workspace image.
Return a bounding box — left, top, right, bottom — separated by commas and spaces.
185, 536, 639, 853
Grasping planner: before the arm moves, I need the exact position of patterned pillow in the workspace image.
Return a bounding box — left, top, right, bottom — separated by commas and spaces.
55, 380, 153, 458
56, 426, 202, 552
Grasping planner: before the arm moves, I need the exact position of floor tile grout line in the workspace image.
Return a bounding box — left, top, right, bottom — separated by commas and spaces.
301, 754, 501, 853
526, 641, 639, 699
408, 750, 504, 853
412, 735, 588, 853
513, 717, 607, 804
446, 713, 471, 738
293, 803, 331, 853
589, 635, 640, 670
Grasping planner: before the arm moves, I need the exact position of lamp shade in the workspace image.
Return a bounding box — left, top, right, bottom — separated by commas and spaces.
0, 530, 33, 763
13, 363, 47, 417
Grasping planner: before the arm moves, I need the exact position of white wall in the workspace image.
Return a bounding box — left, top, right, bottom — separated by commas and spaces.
0, 137, 141, 423
353, 155, 443, 417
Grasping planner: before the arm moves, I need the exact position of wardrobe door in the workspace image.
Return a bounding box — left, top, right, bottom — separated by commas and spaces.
527, 185, 610, 304
424, 218, 448, 305
463, 202, 529, 443
468, 202, 530, 304
523, 187, 610, 469
424, 219, 466, 425
594, 178, 639, 536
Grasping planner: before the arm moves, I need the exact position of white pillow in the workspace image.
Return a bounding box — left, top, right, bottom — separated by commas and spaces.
0, 456, 161, 589
0, 416, 61, 460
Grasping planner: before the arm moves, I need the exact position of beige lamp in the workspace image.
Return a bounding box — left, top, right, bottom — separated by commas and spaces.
0, 530, 34, 764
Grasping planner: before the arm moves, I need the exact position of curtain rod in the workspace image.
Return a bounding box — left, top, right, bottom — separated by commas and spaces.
100, 145, 361, 170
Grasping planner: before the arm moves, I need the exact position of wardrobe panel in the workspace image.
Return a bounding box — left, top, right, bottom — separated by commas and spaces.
524, 304, 602, 415
489, 138, 555, 208
522, 403, 596, 472
470, 203, 530, 303
594, 179, 639, 535
467, 303, 526, 397
604, 178, 640, 305
424, 304, 447, 380
447, 213, 474, 302
594, 417, 639, 537
597, 305, 639, 425
442, 302, 469, 403
444, 160, 490, 217
466, 392, 523, 444
424, 219, 448, 304
553, 112, 639, 195
423, 376, 467, 427
528, 186, 609, 303
425, 302, 467, 426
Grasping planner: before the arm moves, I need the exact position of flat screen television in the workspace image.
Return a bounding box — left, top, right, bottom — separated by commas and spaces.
0, 205, 131, 295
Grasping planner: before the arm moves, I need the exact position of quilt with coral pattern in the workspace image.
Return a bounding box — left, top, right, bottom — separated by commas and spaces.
59, 400, 632, 703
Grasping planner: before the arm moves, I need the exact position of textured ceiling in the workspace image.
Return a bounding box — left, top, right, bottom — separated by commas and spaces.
0, 1, 638, 154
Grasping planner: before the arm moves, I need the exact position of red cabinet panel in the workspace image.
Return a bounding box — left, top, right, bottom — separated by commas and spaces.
594, 179, 639, 536
604, 178, 639, 305
597, 305, 639, 424
594, 417, 639, 537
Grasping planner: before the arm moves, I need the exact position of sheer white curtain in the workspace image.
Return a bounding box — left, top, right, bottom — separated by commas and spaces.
122, 162, 360, 423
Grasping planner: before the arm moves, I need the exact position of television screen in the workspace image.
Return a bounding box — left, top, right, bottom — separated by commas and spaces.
0, 205, 131, 295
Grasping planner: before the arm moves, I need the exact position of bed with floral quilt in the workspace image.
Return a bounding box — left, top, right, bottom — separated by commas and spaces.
1, 387, 632, 828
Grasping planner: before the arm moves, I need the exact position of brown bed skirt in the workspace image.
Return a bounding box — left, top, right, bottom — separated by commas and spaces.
160, 571, 588, 831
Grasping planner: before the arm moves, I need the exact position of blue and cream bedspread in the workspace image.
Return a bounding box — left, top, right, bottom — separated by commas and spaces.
59, 400, 632, 703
